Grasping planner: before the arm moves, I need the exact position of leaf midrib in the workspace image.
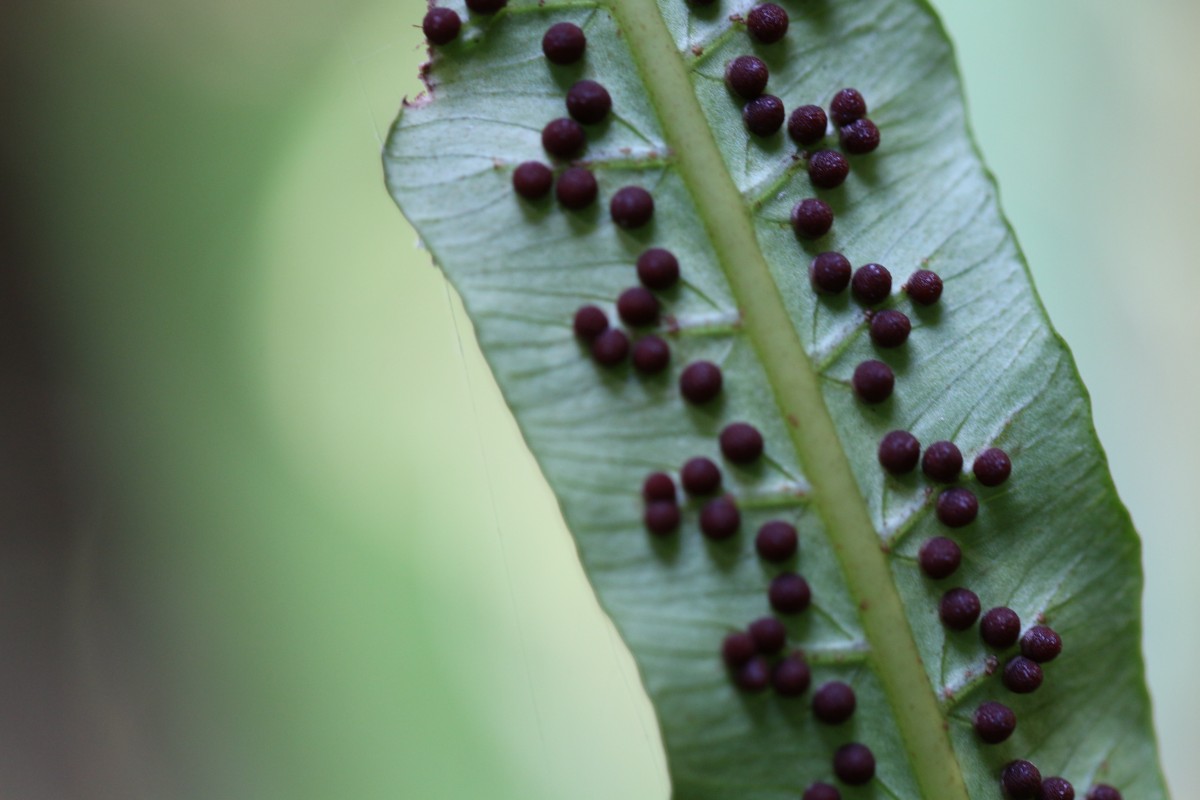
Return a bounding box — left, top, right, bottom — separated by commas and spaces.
604, 1, 970, 797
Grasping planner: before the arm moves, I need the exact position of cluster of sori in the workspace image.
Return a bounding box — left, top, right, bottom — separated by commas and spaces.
418, 3, 1123, 798
875, 343, 1118, 800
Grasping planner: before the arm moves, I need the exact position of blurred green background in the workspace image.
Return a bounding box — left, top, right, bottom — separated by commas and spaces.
1, 1, 1195, 798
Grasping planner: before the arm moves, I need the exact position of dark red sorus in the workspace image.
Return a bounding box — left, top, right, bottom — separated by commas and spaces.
788, 105, 828, 146
833, 743, 875, 785
852, 360, 894, 404
610, 186, 654, 229
632, 335, 670, 374
755, 520, 797, 562
829, 88, 866, 126
422, 8, 461, 45
636, 248, 680, 290
768, 573, 811, 614
904, 269, 943, 305
512, 161, 553, 200
573, 305, 608, 341
681, 457, 722, 495
641, 472, 675, 503
746, 3, 788, 43
643, 501, 679, 535
878, 430, 920, 474
679, 361, 722, 404
922, 440, 963, 483
700, 497, 740, 540
719, 422, 764, 463
939, 587, 981, 630
918, 537, 962, 580
566, 79, 612, 124
791, 198, 833, 239
726, 55, 769, 99
812, 681, 856, 724
542, 22, 586, 65
839, 118, 880, 154
1001, 760, 1042, 799
974, 447, 1012, 487
590, 329, 629, 366
555, 167, 597, 209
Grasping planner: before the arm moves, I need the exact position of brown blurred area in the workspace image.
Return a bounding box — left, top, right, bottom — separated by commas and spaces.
2, 6, 183, 797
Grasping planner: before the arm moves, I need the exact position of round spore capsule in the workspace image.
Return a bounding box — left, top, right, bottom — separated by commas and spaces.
642, 472, 676, 503
772, 654, 811, 696
980, 607, 1021, 649
744, 95, 785, 136
720, 422, 764, 464
591, 328, 629, 365
755, 520, 798, 562
940, 587, 981, 630
936, 487, 979, 528
810, 251, 852, 294
918, 537, 962, 580
725, 55, 769, 99
1002, 656, 1044, 694
556, 166, 597, 208
851, 263, 892, 305
791, 198, 834, 239
1021, 626, 1063, 663
812, 681, 856, 724
700, 497, 740, 540
566, 79, 612, 124
788, 104, 828, 146
769, 572, 811, 614
829, 88, 867, 126
643, 501, 679, 535
809, 150, 850, 189
465, 0, 506, 13
868, 311, 910, 349
878, 430, 920, 474
679, 361, 723, 404
542, 117, 586, 159
852, 360, 894, 404
746, 2, 789, 43
573, 305, 608, 341
422, 8, 462, 45
681, 457, 722, 495
973, 701, 1017, 744
1041, 777, 1076, 800
803, 783, 841, 800
512, 161, 553, 199
748, 616, 787, 654
833, 743, 875, 785
1002, 760, 1043, 800
839, 118, 880, 154
974, 447, 1012, 487
735, 656, 771, 692
1086, 785, 1122, 800
637, 248, 680, 290
542, 22, 586, 64
722, 630, 756, 667
632, 335, 670, 374
617, 287, 659, 326
904, 269, 943, 305
922, 440, 963, 482
610, 186, 654, 229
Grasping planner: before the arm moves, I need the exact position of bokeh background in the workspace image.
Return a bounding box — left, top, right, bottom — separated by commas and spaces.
2, 1, 1196, 797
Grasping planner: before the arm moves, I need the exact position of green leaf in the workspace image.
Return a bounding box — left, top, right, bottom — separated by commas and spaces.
383, 1, 1169, 798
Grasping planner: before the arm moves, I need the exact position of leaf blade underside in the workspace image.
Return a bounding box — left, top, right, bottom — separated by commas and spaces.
384, 1, 1169, 798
